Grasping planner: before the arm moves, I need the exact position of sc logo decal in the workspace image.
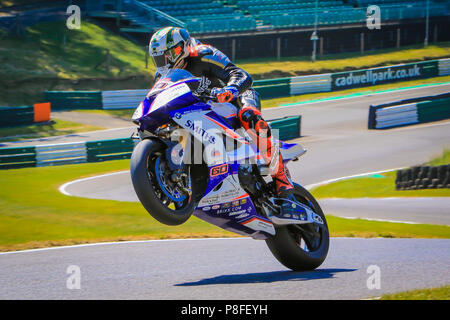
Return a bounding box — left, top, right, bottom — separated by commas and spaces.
210, 164, 228, 177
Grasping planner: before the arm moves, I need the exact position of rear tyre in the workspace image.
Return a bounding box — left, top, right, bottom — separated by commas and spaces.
130, 138, 196, 226
265, 184, 329, 271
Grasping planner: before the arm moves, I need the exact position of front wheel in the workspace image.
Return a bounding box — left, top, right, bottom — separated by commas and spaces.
130, 138, 196, 226
265, 184, 329, 271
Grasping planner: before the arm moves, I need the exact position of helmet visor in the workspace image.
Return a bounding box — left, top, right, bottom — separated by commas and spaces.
166, 44, 183, 63
152, 53, 169, 69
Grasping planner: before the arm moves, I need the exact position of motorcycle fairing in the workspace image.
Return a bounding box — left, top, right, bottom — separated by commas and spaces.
134, 71, 306, 238
170, 106, 276, 239
194, 174, 276, 239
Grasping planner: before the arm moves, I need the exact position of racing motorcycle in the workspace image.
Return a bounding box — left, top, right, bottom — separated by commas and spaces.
130, 69, 329, 271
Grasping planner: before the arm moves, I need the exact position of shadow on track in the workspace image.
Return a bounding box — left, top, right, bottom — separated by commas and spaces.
174, 268, 357, 286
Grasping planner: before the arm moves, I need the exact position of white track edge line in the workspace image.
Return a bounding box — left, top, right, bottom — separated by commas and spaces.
304, 167, 406, 190
272, 82, 450, 110
0, 238, 250, 255
59, 170, 129, 196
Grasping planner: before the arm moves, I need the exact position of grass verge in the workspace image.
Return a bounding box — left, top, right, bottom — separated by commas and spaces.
311, 149, 450, 199
0, 119, 104, 143
312, 171, 450, 199
0, 160, 449, 252
380, 285, 450, 300
1, 21, 151, 81
0, 20, 153, 106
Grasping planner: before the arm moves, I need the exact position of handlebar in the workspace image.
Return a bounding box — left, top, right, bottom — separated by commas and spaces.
193, 89, 218, 103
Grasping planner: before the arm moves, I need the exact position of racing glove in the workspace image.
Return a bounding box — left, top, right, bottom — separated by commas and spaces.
211, 86, 239, 103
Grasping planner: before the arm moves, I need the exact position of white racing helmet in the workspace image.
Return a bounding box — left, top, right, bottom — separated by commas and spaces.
149, 26, 192, 77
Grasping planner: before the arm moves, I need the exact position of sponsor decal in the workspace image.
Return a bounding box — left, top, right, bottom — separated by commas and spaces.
185, 119, 216, 144
240, 198, 247, 205
194, 76, 212, 94
153, 81, 169, 90
229, 209, 246, 216
202, 206, 211, 211
241, 217, 275, 235
200, 195, 219, 205
212, 205, 220, 210
216, 206, 243, 215
232, 200, 240, 207
331, 61, 438, 90
221, 202, 231, 209
210, 164, 228, 177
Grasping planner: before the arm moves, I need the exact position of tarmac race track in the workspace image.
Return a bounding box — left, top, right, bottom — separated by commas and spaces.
0, 238, 449, 300
1, 84, 449, 300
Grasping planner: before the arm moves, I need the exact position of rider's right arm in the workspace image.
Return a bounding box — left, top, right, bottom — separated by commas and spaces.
190, 45, 253, 95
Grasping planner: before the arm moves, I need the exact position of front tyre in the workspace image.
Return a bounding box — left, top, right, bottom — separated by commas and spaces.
130, 138, 196, 226
265, 184, 329, 271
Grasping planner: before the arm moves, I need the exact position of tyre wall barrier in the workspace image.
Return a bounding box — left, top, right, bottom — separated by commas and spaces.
42, 58, 450, 109
0, 103, 51, 127
0, 116, 301, 169
368, 92, 450, 129
396, 165, 450, 190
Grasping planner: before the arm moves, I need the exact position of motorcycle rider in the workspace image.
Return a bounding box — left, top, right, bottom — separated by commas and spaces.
148, 26, 301, 221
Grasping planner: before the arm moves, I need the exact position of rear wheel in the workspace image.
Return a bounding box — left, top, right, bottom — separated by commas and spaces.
265, 184, 329, 271
130, 138, 196, 226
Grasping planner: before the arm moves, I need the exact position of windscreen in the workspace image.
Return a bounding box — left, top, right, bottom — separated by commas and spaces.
148, 69, 195, 97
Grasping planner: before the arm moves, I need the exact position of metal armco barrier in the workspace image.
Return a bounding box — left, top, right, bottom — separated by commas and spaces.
102, 89, 149, 110
44, 91, 102, 109
438, 58, 450, 76
269, 116, 302, 140
368, 92, 450, 129
0, 146, 36, 169
396, 165, 450, 190
35, 142, 87, 167
0, 106, 34, 127
86, 138, 136, 162
0, 103, 51, 127
253, 77, 291, 99
41, 58, 450, 108
0, 116, 301, 169
290, 74, 331, 96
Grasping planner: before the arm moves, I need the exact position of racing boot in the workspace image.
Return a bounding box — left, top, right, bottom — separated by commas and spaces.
238, 105, 306, 224
271, 163, 308, 224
